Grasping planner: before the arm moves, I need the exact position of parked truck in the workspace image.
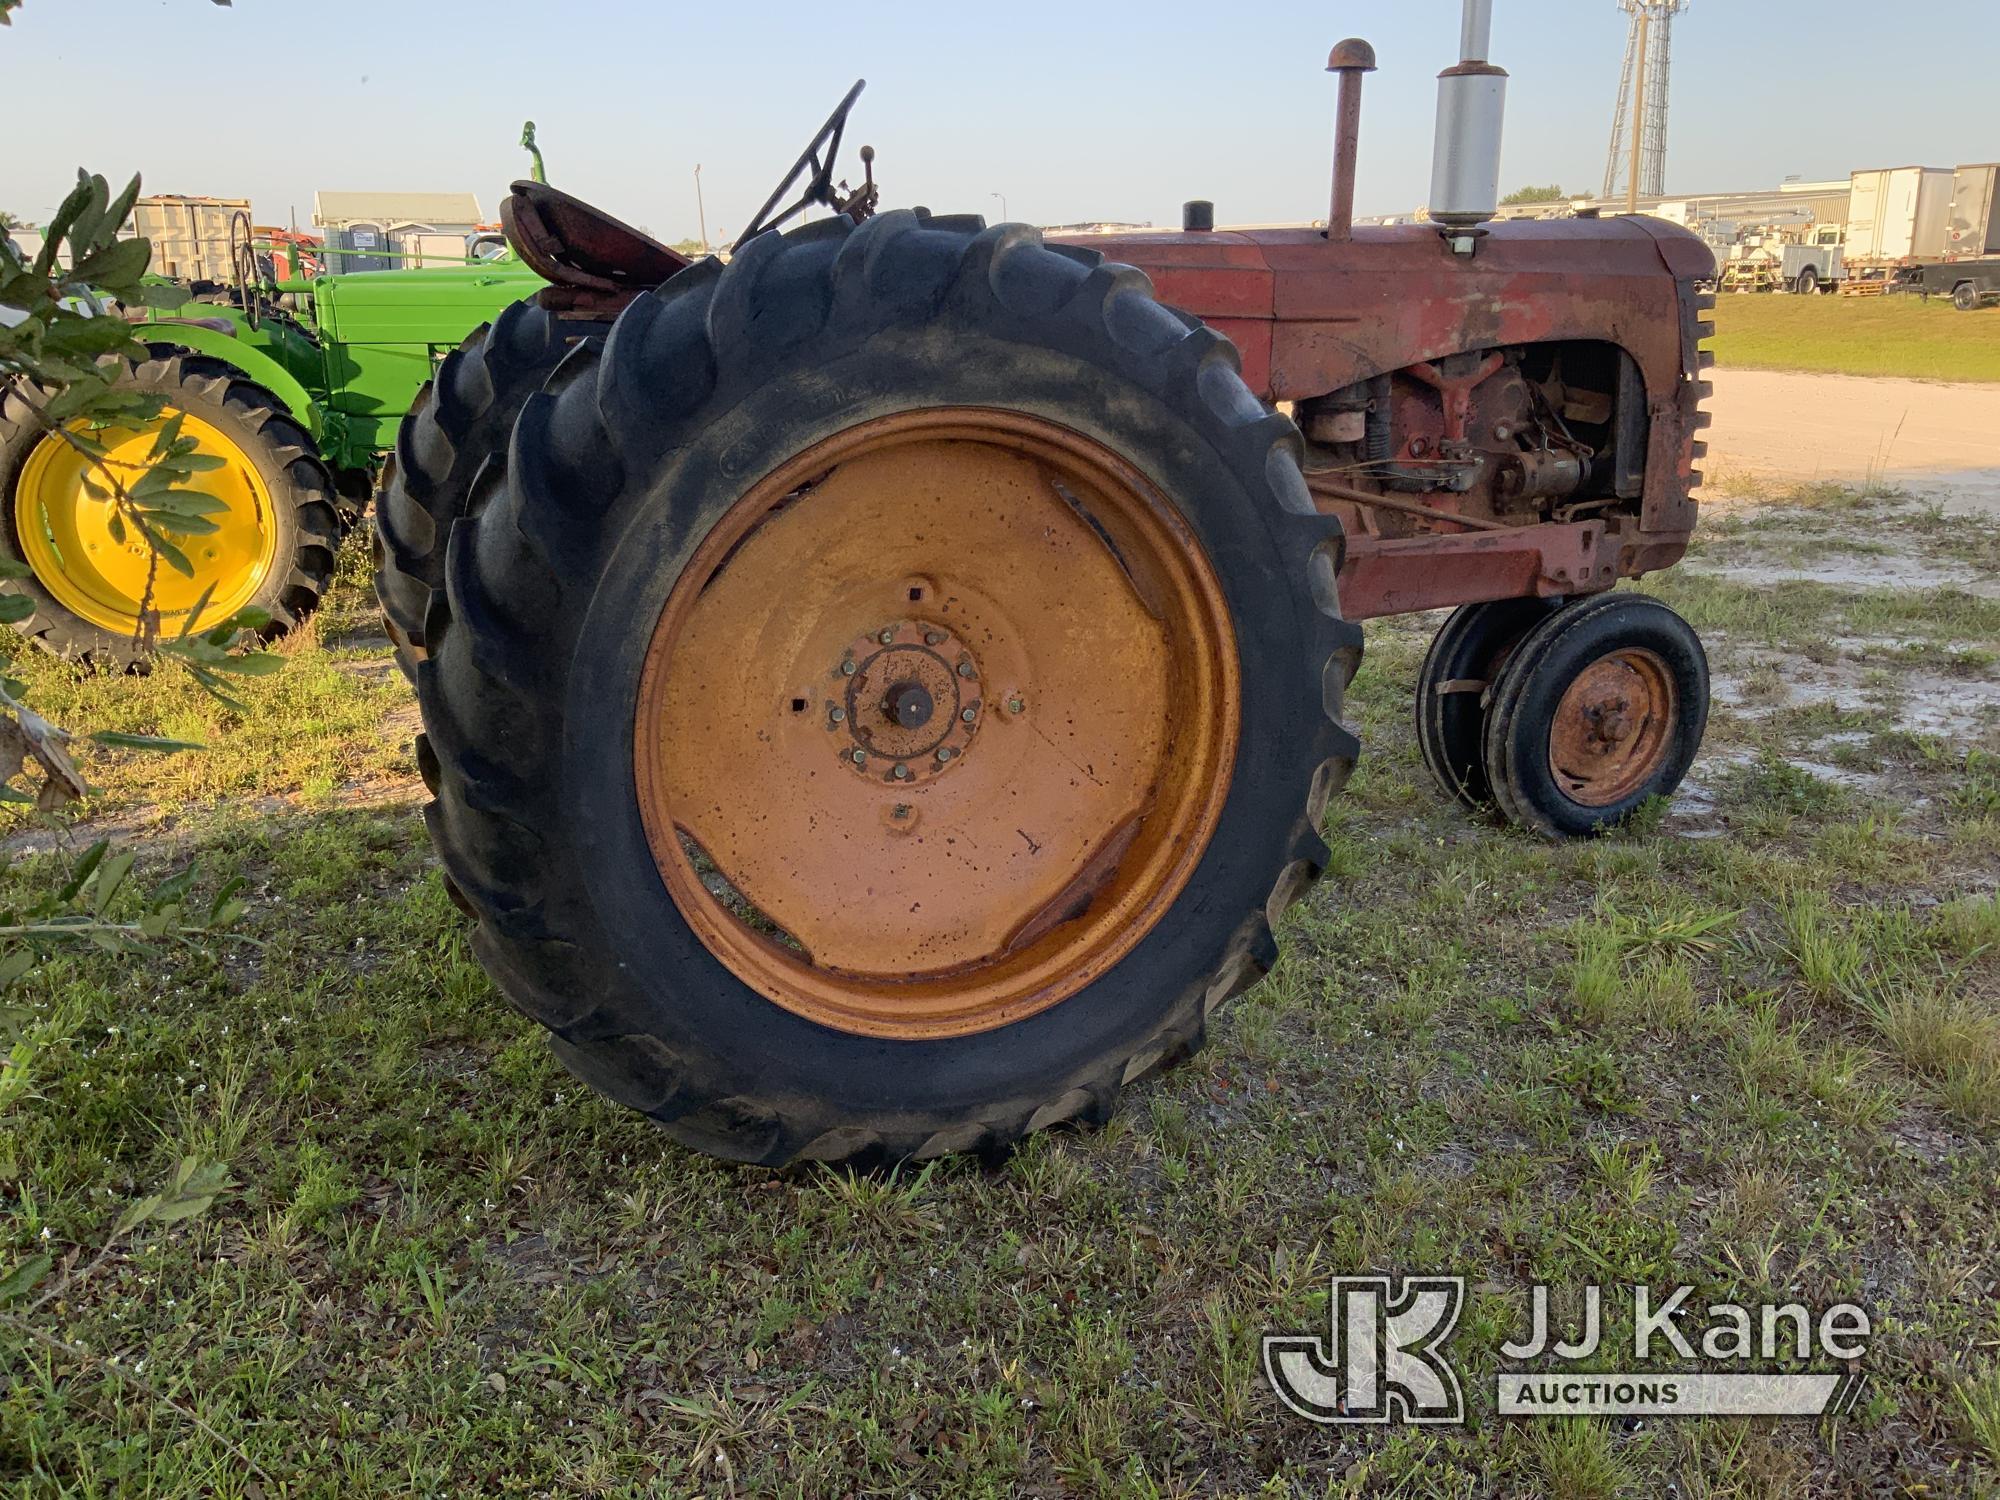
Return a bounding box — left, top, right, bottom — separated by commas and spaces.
1888, 164, 2000, 309
1780, 227, 1845, 294
1841, 165, 1952, 293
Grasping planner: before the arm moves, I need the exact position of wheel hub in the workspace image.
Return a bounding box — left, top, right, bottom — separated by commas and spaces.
833, 620, 980, 780
631, 410, 1240, 1039
1549, 648, 1675, 806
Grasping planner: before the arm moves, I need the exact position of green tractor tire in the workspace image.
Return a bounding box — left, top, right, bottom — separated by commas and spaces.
0, 355, 340, 666
372, 299, 605, 681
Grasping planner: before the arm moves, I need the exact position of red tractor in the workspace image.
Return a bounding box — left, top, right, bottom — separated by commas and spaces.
377, 1, 1714, 1166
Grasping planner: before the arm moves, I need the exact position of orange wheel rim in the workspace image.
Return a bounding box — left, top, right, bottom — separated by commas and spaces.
632, 409, 1240, 1040
1548, 646, 1676, 807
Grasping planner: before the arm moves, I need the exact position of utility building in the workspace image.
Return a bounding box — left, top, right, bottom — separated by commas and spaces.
312, 191, 486, 272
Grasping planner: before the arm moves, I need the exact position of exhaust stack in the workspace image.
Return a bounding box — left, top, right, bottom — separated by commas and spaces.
1427, 0, 1508, 234
1324, 39, 1377, 242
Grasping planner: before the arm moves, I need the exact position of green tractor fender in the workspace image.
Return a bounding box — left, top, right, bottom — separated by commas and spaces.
137, 320, 330, 447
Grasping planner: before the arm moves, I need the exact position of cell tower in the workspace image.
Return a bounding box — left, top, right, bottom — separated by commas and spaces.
1601, 0, 1687, 204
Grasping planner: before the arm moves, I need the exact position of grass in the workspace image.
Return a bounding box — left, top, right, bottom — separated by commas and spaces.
2, 485, 1999, 1494
1707, 294, 2000, 383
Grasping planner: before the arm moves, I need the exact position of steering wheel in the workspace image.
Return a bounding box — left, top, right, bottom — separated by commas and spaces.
228, 210, 264, 330
733, 79, 872, 250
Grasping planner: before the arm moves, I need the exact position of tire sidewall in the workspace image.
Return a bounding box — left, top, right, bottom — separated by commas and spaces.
1417, 597, 1562, 810
557, 320, 1329, 1116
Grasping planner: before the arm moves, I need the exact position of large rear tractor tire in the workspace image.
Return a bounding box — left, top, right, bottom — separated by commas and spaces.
372, 299, 605, 680
0, 356, 339, 666
415, 213, 1361, 1166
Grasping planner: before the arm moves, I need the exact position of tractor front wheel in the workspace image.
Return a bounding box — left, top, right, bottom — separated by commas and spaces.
0, 356, 340, 665
414, 213, 1360, 1165
1481, 592, 1708, 837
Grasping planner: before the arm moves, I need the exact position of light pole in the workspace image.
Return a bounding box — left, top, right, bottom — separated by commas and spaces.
694, 164, 710, 255
991, 191, 1008, 224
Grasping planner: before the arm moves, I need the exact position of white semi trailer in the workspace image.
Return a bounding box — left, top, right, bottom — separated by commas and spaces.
1840, 166, 1952, 293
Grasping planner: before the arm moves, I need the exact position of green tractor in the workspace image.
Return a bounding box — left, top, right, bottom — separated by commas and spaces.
1, 198, 552, 666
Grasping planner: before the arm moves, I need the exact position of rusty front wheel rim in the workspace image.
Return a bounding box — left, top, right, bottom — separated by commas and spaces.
632, 409, 1241, 1041
1547, 646, 1676, 807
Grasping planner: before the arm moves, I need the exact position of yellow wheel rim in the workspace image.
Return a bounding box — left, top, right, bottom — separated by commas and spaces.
13, 408, 278, 635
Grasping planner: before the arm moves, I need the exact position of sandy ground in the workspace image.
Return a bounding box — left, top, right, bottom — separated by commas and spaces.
1703, 367, 2000, 516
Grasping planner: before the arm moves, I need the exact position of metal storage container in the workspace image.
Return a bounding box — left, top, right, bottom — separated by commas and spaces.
130, 195, 251, 282
1846, 167, 1952, 263
1947, 164, 2000, 258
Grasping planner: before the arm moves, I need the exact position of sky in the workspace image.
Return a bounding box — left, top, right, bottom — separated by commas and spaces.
2, 0, 1993, 240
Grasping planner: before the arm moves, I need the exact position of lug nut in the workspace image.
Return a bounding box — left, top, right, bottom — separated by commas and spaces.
893, 764, 911, 781
851, 749, 867, 766
936, 747, 955, 763
956, 660, 976, 679
841, 659, 857, 676
925, 631, 945, 646
829, 706, 846, 723
960, 707, 976, 723
879, 629, 895, 644
1007, 696, 1025, 715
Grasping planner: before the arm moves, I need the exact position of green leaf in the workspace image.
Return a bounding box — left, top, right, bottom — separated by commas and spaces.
130, 464, 180, 500
103, 176, 143, 245
140, 508, 221, 538
65, 175, 112, 256
89, 731, 206, 753
70, 236, 151, 290
57, 840, 109, 904
91, 850, 137, 916
32, 178, 93, 278
206, 651, 283, 677
106, 511, 127, 545
146, 410, 185, 464
151, 1167, 234, 1222
153, 535, 195, 578
0, 596, 32, 625
112, 1157, 234, 1237
175, 581, 220, 642
0, 1254, 52, 1305
180, 661, 248, 711
200, 603, 273, 644
0, 559, 31, 579
150, 492, 230, 518
150, 864, 198, 908
41, 316, 142, 360
207, 876, 246, 925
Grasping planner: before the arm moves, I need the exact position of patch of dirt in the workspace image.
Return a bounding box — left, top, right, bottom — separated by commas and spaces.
1707, 637, 2000, 744
1704, 367, 2000, 518
1686, 550, 2000, 599
1, 774, 424, 859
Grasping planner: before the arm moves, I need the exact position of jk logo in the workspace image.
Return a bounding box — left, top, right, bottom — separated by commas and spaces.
1263, 1275, 1465, 1424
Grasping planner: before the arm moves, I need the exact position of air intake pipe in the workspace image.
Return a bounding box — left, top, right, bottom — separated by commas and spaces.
1427, 0, 1508, 236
